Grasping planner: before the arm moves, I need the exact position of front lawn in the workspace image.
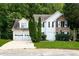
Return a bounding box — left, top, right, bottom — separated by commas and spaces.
34, 41, 79, 49
0, 39, 11, 46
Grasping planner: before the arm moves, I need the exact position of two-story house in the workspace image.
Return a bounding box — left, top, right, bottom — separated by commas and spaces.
12, 11, 70, 41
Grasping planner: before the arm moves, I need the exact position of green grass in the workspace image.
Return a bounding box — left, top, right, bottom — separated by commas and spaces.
0, 39, 11, 46
34, 41, 79, 49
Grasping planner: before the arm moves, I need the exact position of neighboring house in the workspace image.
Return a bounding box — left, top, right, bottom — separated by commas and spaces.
12, 18, 31, 41
12, 11, 70, 41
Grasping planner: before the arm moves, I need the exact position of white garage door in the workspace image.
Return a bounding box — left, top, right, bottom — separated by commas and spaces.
23, 34, 31, 41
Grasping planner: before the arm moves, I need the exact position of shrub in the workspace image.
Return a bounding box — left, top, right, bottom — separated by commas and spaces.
1, 32, 12, 39
41, 34, 47, 41
55, 33, 70, 41
76, 34, 79, 41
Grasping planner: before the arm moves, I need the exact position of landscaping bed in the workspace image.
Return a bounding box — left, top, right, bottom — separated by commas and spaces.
34, 41, 79, 49
0, 39, 11, 46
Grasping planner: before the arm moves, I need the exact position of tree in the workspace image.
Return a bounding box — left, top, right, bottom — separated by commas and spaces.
0, 4, 30, 39
29, 18, 33, 41
53, 3, 64, 12
63, 3, 79, 41
0, 3, 64, 39
29, 17, 38, 42
37, 17, 41, 41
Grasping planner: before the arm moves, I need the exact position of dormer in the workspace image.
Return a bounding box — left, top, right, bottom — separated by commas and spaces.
19, 18, 29, 29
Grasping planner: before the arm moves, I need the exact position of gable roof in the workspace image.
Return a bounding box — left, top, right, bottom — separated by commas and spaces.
33, 11, 63, 22
12, 19, 19, 30
12, 18, 29, 31
33, 14, 51, 22
45, 11, 63, 22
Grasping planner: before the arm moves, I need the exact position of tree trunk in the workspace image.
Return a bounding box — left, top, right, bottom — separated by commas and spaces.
73, 28, 76, 41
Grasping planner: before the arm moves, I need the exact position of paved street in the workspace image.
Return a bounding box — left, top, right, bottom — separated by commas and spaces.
0, 49, 79, 56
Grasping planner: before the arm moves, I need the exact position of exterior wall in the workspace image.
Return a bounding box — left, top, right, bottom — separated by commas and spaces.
41, 21, 45, 33
44, 20, 56, 41
13, 30, 31, 41
56, 27, 70, 32
41, 17, 56, 41
56, 16, 70, 34
41, 26, 45, 33
38, 12, 63, 41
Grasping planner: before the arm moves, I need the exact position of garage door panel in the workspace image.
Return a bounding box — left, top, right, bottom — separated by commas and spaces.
13, 30, 31, 41
14, 34, 23, 40
23, 34, 31, 41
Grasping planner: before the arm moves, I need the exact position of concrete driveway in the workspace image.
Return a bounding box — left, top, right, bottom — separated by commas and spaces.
0, 49, 79, 56
0, 41, 36, 49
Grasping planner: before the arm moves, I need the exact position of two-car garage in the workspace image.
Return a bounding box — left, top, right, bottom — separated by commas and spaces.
13, 30, 31, 41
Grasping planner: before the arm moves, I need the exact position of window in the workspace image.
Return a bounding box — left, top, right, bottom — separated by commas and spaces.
61, 21, 64, 27
43, 22, 44, 27
56, 32, 61, 34
15, 34, 23, 36
48, 22, 50, 27
64, 32, 68, 34
52, 22, 54, 27
21, 23, 27, 28
56, 21, 58, 27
